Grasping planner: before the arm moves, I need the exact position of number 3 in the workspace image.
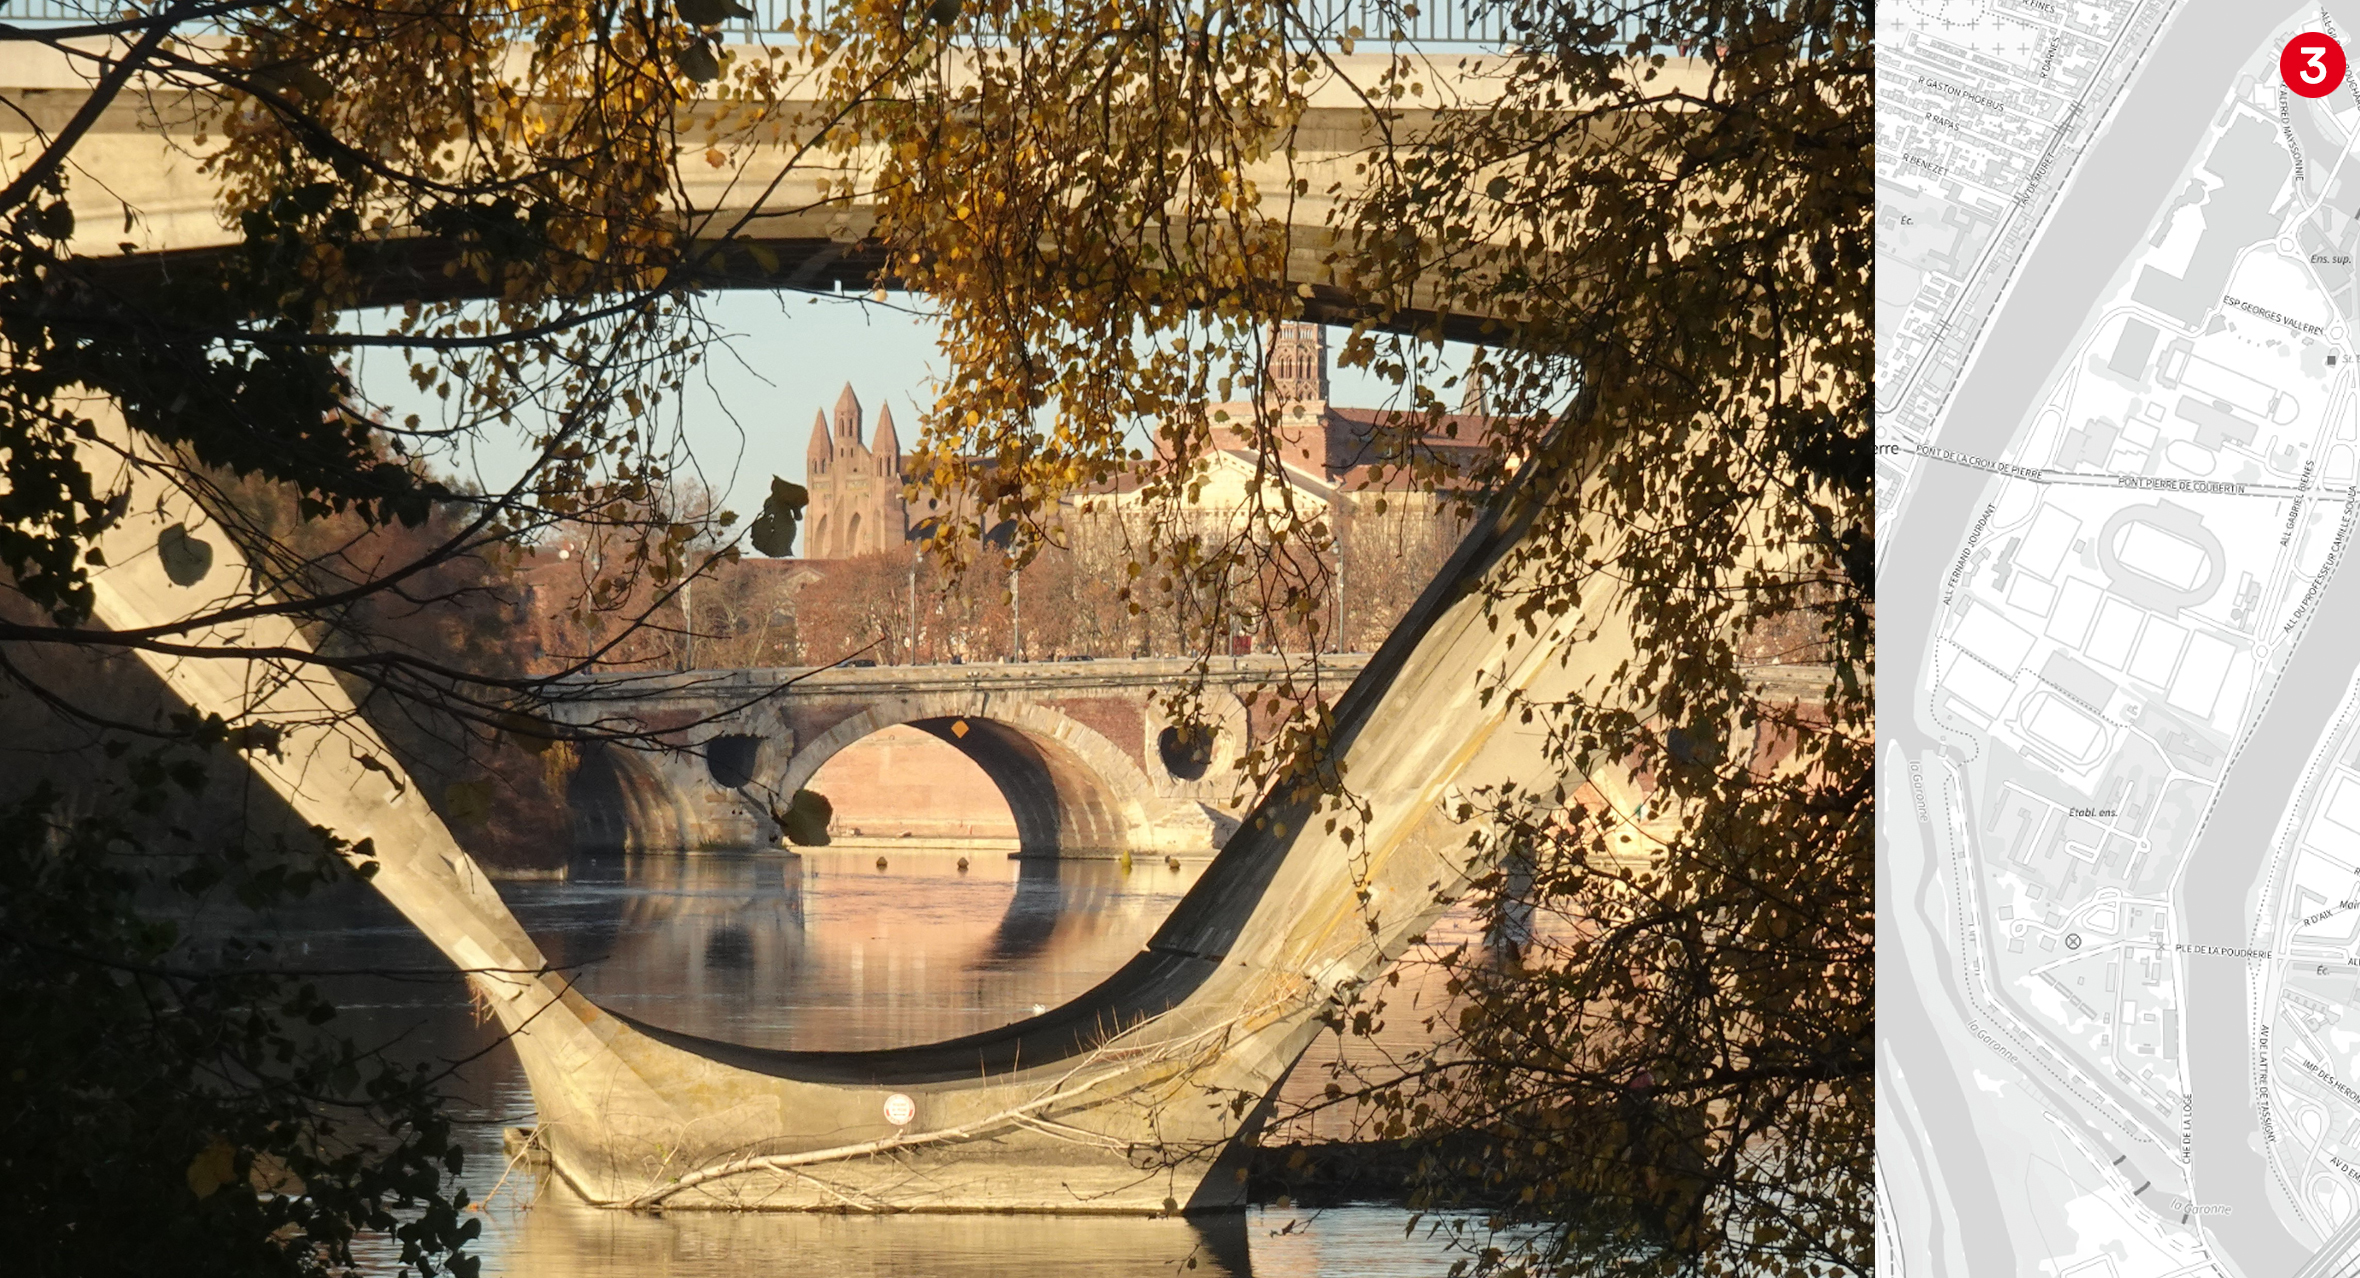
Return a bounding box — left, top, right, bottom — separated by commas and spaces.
2306, 44, 2329, 84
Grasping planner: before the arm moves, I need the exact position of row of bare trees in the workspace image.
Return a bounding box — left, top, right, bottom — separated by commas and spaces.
667, 496, 1470, 669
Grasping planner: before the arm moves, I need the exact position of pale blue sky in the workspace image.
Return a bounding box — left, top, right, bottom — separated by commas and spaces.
352, 289, 1435, 525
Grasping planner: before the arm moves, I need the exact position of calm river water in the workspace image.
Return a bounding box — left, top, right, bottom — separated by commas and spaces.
270, 844, 1476, 1277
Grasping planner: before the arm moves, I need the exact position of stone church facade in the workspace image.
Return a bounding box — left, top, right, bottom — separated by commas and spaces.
803, 383, 909, 559
799, 325, 1486, 560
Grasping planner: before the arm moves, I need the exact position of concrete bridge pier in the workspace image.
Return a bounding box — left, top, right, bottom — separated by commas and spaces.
77, 394, 1723, 1214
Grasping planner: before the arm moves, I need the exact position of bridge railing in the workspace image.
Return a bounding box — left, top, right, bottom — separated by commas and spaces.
705, 0, 1526, 47
1, 0, 1518, 48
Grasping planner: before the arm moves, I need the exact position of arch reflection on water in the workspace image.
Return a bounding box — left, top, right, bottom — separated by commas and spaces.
484, 1180, 1255, 1276
437, 1171, 1474, 1278
293, 849, 1479, 1276
525, 847, 1208, 1052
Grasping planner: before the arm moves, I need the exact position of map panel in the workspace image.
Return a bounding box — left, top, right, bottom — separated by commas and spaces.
1881, 3, 2360, 1275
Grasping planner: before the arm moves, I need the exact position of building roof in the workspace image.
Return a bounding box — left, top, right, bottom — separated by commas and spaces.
1205, 401, 1493, 479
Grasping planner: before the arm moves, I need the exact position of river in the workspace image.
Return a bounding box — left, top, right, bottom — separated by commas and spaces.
263, 843, 1475, 1276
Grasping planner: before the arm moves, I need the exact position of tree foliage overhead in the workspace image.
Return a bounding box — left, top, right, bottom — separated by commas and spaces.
2, 0, 771, 720
799, 2, 1872, 1272
2, 4, 784, 1270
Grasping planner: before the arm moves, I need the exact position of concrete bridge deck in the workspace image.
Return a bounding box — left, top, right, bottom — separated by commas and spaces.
0, 39, 1706, 338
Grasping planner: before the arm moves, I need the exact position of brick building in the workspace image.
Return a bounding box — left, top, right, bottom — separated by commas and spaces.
798, 325, 1489, 561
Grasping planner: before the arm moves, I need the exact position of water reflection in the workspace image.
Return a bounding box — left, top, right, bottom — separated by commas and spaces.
265, 847, 1459, 1276
535, 846, 1204, 1050
409, 1162, 1479, 1278
479, 1180, 1260, 1277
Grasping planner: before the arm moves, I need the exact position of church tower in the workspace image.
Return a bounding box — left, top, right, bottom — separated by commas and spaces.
805, 407, 837, 558
805, 408, 832, 472
1268, 321, 1329, 404
801, 383, 908, 559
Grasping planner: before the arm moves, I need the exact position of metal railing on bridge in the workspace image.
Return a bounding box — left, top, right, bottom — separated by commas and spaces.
1, 0, 1519, 47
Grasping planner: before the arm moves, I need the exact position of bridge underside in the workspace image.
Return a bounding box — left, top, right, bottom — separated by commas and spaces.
905, 715, 1134, 858
15, 43, 1699, 351
63, 231, 1505, 346
67, 234, 883, 311
568, 742, 711, 855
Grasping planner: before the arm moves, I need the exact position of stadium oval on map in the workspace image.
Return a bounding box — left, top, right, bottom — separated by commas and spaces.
2095, 502, 2227, 610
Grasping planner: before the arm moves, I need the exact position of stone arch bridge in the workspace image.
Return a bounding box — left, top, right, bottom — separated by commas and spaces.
548, 655, 1369, 858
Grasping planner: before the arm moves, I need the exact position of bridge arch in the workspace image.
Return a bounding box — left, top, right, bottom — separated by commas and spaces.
775, 694, 1163, 858
570, 740, 699, 853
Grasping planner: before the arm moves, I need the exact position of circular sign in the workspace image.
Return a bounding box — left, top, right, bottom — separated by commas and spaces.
882, 1092, 916, 1126
2065, 933, 2083, 951
2283, 33, 2347, 98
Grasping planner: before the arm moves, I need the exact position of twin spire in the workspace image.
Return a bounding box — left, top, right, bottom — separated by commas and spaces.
812, 330, 1321, 463
806, 383, 900, 460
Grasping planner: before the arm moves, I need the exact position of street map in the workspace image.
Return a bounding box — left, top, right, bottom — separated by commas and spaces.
1879, 2, 2360, 1275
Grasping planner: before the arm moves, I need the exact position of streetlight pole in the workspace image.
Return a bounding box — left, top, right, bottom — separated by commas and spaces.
1224, 553, 1238, 668
908, 551, 918, 665
1334, 529, 1345, 655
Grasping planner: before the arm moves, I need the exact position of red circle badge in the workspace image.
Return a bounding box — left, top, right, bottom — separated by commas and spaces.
2284, 33, 2347, 98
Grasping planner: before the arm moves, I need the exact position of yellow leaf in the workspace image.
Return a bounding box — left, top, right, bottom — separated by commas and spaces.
187, 1136, 237, 1199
